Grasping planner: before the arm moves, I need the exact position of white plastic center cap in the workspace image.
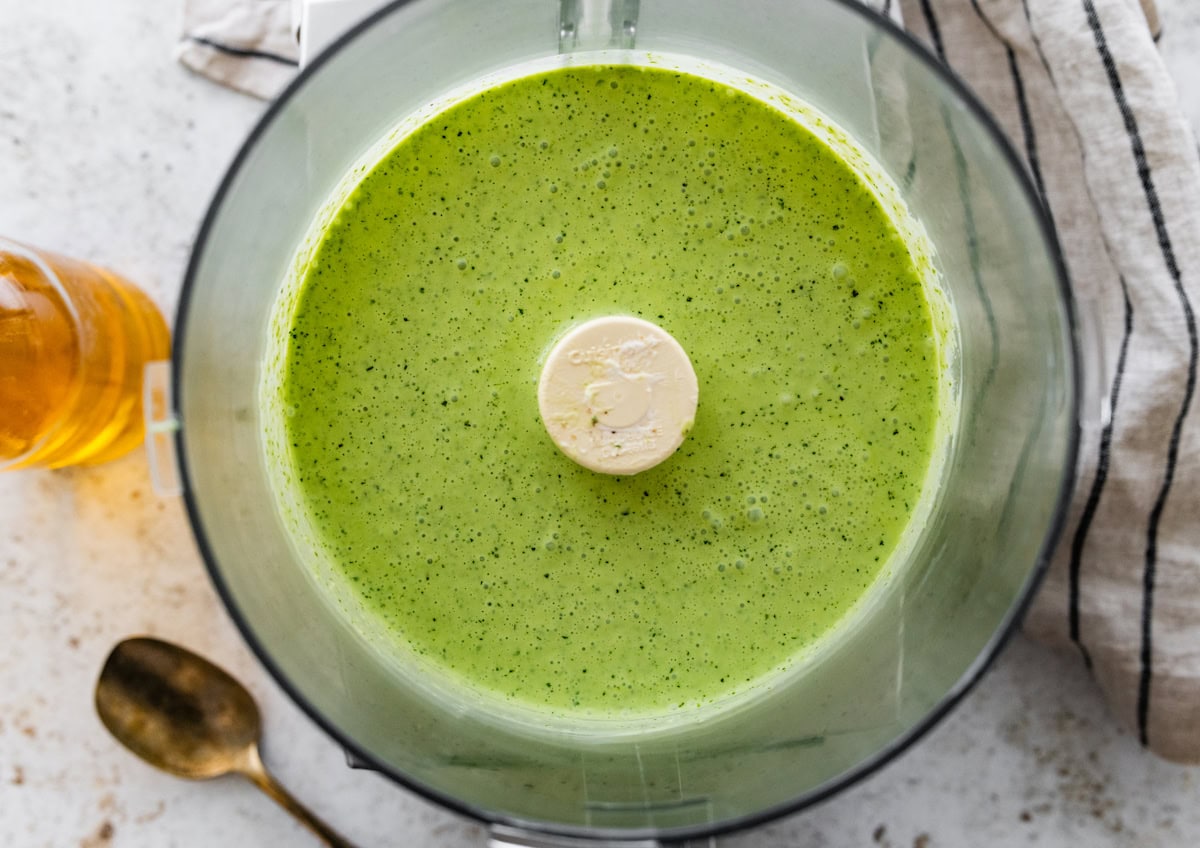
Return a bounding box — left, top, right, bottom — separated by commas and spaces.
538, 316, 699, 475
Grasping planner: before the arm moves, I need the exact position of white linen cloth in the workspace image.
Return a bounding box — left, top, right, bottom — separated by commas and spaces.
177, 0, 1200, 763
175, 0, 299, 99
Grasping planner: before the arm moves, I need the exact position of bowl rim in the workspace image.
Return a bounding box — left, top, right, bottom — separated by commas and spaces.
173, 0, 1081, 841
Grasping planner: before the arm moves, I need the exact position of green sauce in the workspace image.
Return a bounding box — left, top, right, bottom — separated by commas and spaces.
273, 64, 945, 719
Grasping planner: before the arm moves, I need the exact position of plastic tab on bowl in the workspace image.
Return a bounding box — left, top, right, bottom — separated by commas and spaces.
143, 360, 183, 497
559, 0, 640, 53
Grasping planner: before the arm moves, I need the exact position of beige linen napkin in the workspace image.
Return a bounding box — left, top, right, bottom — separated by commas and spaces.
872, 0, 1200, 764
177, 0, 1200, 762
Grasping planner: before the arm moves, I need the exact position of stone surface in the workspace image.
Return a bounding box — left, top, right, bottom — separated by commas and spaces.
1, 1, 1198, 846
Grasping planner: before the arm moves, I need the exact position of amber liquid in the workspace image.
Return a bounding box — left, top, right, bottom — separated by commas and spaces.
0, 242, 170, 470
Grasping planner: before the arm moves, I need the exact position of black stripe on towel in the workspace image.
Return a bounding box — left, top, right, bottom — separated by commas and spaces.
1068, 276, 1134, 669
973, 0, 1114, 673
917, 0, 999, 393
968, 0, 1049, 204
1019, 0, 1141, 674
1005, 48, 1047, 203
1083, 0, 1198, 747
917, 0, 947, 62
187, 35, 300, 68
944, 121, 1001, 390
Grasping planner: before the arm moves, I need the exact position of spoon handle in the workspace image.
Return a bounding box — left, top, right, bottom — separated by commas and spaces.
240, 747, 357, 848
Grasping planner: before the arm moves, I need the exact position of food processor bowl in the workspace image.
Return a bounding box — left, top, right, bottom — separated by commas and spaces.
174, 0, 1078, 842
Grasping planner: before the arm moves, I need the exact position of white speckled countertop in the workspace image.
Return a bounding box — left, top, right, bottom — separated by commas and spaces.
2, 2, 1199, 846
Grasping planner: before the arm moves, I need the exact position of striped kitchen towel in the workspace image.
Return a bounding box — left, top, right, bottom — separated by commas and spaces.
177, 0, 1200, 762
868, 0, 1200, 763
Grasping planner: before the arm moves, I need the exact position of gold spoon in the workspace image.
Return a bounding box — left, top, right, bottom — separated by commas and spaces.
95, 636, 356, 848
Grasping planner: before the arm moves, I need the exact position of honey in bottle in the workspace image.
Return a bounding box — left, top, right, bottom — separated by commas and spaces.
0, 239, 170, 470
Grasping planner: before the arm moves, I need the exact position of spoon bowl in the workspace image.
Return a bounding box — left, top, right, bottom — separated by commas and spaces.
96, 636, 260, 779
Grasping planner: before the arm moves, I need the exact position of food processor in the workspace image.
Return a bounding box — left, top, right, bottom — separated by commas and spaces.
170, 0, 1078, 843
